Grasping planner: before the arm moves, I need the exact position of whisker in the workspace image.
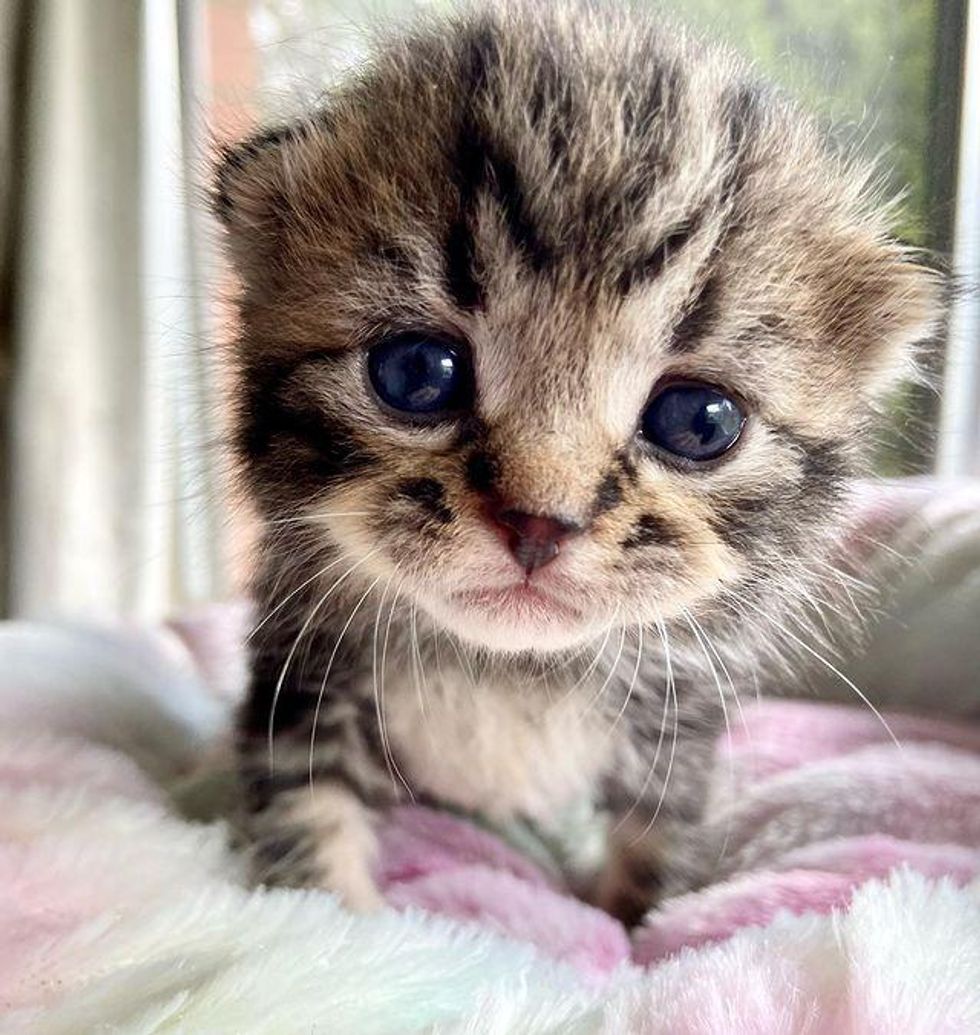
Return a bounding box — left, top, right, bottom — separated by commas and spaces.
267, 546, 382, 771
371, 571, 399, 792
684, 607, 748, 737
631, 615, 679, 846
614, 612, 671, 834
741, 597, 903, 751
266, 511, 372, 528
381, 573, 415, 799
409, 602, 428, 718
247, 551, 353, 643
579, 622, 627, 719
559, 611, 618, 703
809, 555, 877, 594
849, 531, 911, 564
447, 633, 477, 688
608, 622, 643, 734
308, 574, 383, 795
682, 607, 736, 867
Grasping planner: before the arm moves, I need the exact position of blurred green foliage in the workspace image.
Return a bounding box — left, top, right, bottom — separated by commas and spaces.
660, 0, 936, 243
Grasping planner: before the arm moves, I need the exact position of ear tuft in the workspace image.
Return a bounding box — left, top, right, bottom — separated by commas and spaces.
211, 123, 297, 229
858, 248, 944, 395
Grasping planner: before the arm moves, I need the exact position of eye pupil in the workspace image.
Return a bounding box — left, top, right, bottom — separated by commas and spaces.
368, 334, 472, 418
641, 384, 744, 462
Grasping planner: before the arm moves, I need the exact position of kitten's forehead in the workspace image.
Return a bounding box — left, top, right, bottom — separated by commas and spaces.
219, 0, 938, 432
451, 25, 728, 262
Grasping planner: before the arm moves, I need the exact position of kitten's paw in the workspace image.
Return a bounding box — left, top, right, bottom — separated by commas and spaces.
315, 839, 386, 913
591, 823, 667, 928
248, 782, 385, 912
319, 866, 386, 913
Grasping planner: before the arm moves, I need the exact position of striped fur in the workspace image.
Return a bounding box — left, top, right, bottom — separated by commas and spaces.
215, 1, 940, 921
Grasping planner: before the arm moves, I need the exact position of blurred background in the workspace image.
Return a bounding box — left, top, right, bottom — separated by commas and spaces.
0, 0, 977, 622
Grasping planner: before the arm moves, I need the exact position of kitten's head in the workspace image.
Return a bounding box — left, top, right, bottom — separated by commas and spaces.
217, 1, 939, 654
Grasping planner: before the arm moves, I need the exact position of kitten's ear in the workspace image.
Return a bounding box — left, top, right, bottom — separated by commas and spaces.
825, 241, 944, 395
211, 123, 301, 275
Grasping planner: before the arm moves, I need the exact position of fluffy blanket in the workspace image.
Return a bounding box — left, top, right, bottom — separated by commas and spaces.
2, 481, 980, 1033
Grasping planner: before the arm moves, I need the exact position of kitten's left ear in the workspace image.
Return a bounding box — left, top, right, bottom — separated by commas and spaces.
211, 122, 304, 278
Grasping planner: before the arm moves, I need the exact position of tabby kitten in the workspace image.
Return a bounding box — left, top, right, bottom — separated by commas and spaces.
215, 1, 938, 922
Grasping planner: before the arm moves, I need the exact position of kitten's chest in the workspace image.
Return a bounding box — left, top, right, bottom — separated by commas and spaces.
382, 667, 614, 822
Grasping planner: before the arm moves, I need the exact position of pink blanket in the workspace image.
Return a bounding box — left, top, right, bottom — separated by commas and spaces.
375, 700, 980, 976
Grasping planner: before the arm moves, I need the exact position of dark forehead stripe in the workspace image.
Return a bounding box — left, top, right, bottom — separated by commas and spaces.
450, 26, 554, 285
444, 27, 496, 310
444, 218, 484, 311
448, 26, 708, 297
719, 82, 769, 209
616, 55, 684, 213
620, 56, 682, 141
526, 38, 578, 173
667, 274, 721, 353
616, 222, 697, 297
478, 137, 553, 273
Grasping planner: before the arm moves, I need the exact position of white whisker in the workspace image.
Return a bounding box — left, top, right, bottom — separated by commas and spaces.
609, 622, 643, 734
560, 611, 618, 703
381, 574, 415, 799
267, 546, 382, 771
579, 622, 627, 718
247, 551, 353, 643
631, 615, 679, 845
266, 511, 372, 528
742, 596, 903, 751
614, 612, 671, 834
308, 574, 383, 794
409, 602, 428, 718
682, 607, 736, 867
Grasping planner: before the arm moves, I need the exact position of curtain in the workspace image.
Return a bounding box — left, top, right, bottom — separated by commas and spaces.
2, 0, 226, 620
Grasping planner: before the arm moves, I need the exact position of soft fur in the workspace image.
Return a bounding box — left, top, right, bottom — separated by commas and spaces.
214, 0, 942, 916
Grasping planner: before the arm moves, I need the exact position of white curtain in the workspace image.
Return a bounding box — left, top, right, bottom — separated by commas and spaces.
4, 0, 226, 620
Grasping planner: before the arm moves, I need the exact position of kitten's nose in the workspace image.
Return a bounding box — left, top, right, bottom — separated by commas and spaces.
490, 507, 582, 576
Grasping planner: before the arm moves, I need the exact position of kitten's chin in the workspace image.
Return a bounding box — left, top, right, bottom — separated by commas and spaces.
422, 584, 596, 654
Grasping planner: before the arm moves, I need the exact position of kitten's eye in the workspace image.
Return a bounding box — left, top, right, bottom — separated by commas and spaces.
640, 383, 745, 462
367, 333, 473, 419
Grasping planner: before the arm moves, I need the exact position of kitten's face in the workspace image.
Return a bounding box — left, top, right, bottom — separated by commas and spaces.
219, 3, 938, 654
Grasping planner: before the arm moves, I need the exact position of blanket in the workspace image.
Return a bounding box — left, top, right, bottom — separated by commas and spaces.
1, 481, 979, 1033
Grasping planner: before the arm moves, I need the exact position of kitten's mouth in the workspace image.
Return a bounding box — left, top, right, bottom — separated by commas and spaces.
451, 582, 582, 622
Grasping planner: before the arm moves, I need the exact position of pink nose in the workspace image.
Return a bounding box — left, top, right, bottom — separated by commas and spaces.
489, 507, 582, 575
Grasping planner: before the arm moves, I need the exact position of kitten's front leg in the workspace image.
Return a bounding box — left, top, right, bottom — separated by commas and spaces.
237, 678, 397, 912
245, 775, 386, 912
595, 721, 720, 926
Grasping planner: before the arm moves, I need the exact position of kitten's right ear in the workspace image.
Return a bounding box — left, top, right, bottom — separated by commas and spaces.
211, 124, 299, 273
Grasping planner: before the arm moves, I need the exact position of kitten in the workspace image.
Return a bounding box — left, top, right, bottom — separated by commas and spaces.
214, 0, 939, 922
